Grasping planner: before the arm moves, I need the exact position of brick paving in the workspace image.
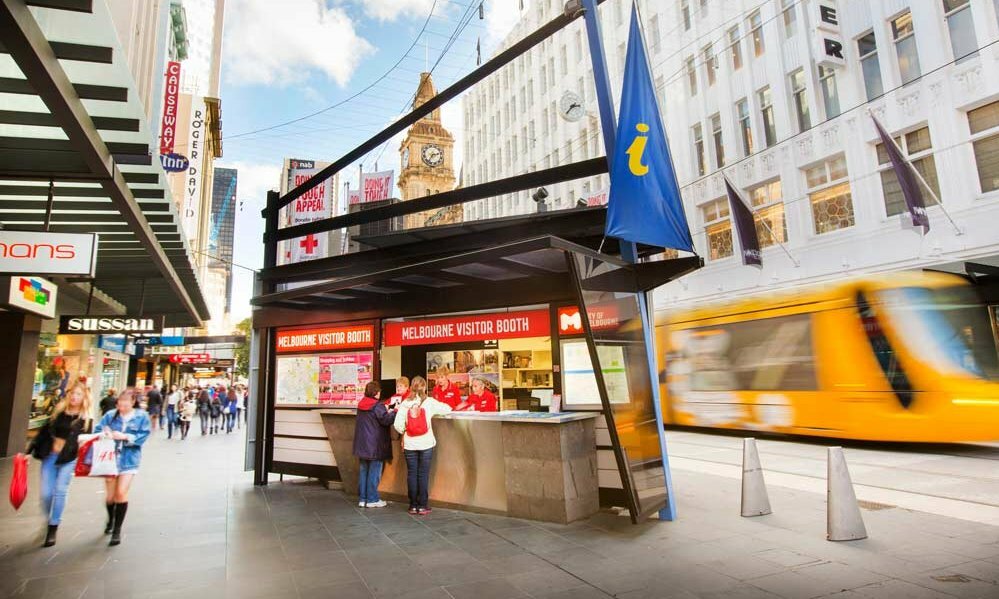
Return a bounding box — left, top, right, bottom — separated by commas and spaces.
1, 420, 997, 598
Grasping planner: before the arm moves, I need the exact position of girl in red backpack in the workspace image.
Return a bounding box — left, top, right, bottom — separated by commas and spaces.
392, 376, 452, 515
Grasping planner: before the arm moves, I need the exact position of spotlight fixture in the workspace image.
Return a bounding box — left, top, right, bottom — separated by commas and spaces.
575, 198, 587, 209
532, 187, 549, 203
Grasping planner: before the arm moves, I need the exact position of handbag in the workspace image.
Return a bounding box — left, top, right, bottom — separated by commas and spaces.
405, 404, 429, 437
89, 437, 119, 477
74, 437, 98, 477
8, 453, 28, 510
28, 425, 53, 461
222, 406, 231, 415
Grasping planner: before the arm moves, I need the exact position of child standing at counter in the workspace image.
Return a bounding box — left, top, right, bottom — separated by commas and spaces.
394, 376, 451, 515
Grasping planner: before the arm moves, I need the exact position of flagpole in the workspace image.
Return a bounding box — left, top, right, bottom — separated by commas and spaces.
723, 174, 800, 267
867, 111, 962, 235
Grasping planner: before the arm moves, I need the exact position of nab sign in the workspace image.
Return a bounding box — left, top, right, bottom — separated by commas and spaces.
59, 315, 165, 335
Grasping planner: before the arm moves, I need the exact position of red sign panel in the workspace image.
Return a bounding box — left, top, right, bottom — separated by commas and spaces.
383, 310, 550, 346
276, 324, 375, 353
557, 305, 621, 334
169, 353, 210, 364
159, 61, 181, 155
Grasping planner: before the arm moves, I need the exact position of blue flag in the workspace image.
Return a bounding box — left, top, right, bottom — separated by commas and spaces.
605, 3, 694, 253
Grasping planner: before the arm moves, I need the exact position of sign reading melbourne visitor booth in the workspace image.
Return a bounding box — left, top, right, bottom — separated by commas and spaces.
59, 315, 165, 335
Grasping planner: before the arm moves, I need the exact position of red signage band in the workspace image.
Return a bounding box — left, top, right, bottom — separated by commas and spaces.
383, 310, 550, 346
276, 324, 375, 353
159, 61, 181, 155
168, 353, 210, 364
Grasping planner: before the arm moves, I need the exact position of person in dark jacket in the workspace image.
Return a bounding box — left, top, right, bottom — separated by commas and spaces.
208, 390, 223, 434
197, 387, 211, 435
99, 389, 117, 415
145, 386, 163, 431
353, 382, 396, 508
224, 388, 238, 433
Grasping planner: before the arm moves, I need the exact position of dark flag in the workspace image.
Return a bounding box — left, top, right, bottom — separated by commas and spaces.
605, 3, 694, 252
872, 116, 930, 233
724, 177, 762, 268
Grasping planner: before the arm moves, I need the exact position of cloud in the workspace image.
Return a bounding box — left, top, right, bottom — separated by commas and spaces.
358, 0, 436, 22
224, 0, 373, 86
482, 1, 523, 49
220, 160, 282, 322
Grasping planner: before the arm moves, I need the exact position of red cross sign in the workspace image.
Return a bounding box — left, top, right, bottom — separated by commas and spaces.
299, 234, 319, 255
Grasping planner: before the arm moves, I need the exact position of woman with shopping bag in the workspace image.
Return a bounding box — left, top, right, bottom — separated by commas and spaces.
24, 380, 93, 547
94, 388, 151, 546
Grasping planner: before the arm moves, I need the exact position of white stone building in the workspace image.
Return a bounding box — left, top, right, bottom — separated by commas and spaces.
464, 0, 999, 310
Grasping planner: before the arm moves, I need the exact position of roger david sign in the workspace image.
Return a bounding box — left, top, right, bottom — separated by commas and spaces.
59, 315, 164, 335
1, 276, 58, 318
0, 231, 98, 277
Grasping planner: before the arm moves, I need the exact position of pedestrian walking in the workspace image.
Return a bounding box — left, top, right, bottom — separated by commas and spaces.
197, 387, 211, 435
99, 388, 116, 415
27, 380, 93, 547
178, 393, 196, 440
393, 376, 451, 515
145, 386, 163, 431
353, 382, 396, 508
235, 385, 245, 429
165, 384, 182, 439
94, 389, 151, 546
224, 387, 238, 433
209, 390, 223, 434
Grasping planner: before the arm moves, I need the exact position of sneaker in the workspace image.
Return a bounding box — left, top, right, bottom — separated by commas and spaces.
408, 507, 418, 515
417, 508, 432, 516
358, 501, 366, 508
366, 500, 387, 508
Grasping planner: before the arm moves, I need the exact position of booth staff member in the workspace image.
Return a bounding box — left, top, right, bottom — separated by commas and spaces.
458, 378, 498, 412
431, 369, 461, 409
388, 377, 412, 407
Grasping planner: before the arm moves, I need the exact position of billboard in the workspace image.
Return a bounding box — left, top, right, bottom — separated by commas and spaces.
0, 231, 98, 277
360, 170, 395, 203
284, 159, 337, 263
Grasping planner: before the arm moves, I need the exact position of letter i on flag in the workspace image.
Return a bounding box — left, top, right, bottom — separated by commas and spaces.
724, 177, 762, 268
605, 2, 694, 252
871, 116, 930, 233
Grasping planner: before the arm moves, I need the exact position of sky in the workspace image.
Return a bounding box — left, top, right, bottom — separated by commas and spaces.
216, 0, 522, 323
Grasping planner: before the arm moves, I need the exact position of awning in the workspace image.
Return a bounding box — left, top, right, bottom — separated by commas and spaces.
0, 0, 209, 326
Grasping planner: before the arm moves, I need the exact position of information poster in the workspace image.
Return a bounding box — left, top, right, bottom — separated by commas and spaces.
561, 340, 630, 406
276, 352, 372, 406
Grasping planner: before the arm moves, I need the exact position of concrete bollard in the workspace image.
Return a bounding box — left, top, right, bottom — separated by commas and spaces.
741, 438, 772, 517
827, 446, 868, 541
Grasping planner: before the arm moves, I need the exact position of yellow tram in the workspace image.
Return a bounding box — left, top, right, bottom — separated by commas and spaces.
657, 272, 999, 442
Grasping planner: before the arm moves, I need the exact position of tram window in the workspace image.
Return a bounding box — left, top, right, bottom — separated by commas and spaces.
677, 313, 817, 391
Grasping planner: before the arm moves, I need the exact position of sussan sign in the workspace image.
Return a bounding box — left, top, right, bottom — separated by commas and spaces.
0, 231, 98, 277
59, 315, 164, 335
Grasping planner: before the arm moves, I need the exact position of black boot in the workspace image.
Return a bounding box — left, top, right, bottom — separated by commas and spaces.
104, 502, 115, 534
109, 502, 127, 546
43, 524, 57, 547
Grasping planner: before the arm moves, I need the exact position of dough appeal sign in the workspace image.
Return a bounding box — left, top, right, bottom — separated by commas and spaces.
382, 310, 550, 346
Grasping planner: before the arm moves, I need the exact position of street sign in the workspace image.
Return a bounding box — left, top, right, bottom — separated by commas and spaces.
133, 335, 185, 346
0, 231, 98, 277
168, 353, 211, 364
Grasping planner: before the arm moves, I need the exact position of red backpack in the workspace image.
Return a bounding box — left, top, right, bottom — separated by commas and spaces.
406, 403, 429, 437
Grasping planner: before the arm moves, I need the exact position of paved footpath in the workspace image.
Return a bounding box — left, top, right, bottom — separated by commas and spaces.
1, 422, 998, 599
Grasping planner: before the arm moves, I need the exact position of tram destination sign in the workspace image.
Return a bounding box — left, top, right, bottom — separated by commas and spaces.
0, 231, 98, 277
59, 315, 164, 335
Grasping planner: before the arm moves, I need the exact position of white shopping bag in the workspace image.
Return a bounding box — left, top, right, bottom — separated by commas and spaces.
89, 437, 119, 477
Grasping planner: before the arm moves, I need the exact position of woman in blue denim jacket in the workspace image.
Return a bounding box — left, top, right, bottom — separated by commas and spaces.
94, 389, 150, 546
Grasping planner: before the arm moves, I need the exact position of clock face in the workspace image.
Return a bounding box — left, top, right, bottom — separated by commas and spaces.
559, 91, 584, 122
421, 144, 444, 167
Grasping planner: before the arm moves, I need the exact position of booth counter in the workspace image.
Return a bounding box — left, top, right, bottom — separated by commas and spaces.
319, 409, 600, 524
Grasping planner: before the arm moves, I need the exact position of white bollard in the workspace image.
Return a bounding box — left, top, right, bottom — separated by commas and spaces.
741, 438, 772, 517
827, 446, 868, 541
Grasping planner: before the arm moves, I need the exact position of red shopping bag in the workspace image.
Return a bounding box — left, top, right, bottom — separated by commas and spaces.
75, 437, 98, 477
9, 453, 28, 510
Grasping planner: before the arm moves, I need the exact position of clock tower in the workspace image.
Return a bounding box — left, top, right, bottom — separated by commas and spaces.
398, 72, 461, 228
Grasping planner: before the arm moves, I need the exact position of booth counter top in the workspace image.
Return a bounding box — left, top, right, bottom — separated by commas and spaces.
318, 408, 599, 523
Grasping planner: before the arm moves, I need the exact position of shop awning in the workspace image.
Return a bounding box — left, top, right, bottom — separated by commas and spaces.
0, 0, 209, 326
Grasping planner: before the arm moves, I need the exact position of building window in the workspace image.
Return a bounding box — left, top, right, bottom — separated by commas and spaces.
944, 0, 978, 63
875, 126, 940, 216
968, 100, 999, 193
758, 86, 776, 148
891, 12, 921, 85
818, 66, 840, 118
710, 113, 724, 168
703, 44, 717, 86
692, 123, 706, 176
749, 11, 764, 56
560, 45, 568, 76
728, 26, 743, 70
737, 98, 753, 156
686, 56, 698, 96
789, 69, 810, 132
655, 74, 666, 107
701, 198, 733, 260
650, 14, 661, 54
748, 179, 788, 246
781, 0, 796, 38
858, 31, 884, 101
806, 156, 855, 234
681, 0, 691, 31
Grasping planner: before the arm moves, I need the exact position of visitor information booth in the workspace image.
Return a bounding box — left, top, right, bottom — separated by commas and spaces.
252, 229, 700, 524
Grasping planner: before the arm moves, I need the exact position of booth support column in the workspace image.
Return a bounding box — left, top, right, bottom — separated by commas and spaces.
581, 0, 676, 521
253, 190, 280, 485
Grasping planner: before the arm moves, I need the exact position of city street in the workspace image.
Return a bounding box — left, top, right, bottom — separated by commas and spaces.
2, 421, 998, 599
